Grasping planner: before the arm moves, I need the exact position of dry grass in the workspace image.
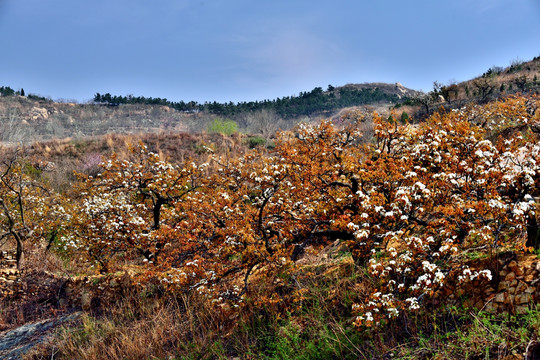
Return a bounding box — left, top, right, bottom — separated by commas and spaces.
12, 239, 540, 360
27, 291, 235, 360
19, 244, 364, 360
22, 241, 66, 275
12, 131, 254, 192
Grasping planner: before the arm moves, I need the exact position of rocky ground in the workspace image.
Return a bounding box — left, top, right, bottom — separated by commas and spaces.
1, 246, 540, 359
0, 312, 81, 360
1, 250, 78, 358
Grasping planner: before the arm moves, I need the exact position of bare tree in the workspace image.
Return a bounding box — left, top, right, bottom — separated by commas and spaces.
443, 83, 460, 102
243, 109, 287, 138
0, 149, 29, 267
0, 108, 28, 143
472, 78, 496, 102
514, 75, 528, 92
410, 93, 436, 116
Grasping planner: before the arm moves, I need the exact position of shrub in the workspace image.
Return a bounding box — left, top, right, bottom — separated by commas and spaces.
400, 111, 409, 124
207, 118, 238, 135
62, 95, 540, 330
245, 136, 267, 148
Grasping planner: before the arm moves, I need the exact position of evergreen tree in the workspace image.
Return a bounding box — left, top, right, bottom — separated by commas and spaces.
400, 111, 409, 124
0, 86, 15, 96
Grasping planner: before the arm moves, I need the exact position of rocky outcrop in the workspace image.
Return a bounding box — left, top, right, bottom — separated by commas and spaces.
30, 106, 49, 120
438, 253, 540, 314
0, 312, 81, 360
484, 255, 540, 314
0, 251, 23, 299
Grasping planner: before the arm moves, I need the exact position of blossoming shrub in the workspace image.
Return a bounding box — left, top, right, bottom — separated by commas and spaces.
0, 150, 67, 268
65, 146, 207, 272
65, 95, 540, 326
350, 97, 540, 326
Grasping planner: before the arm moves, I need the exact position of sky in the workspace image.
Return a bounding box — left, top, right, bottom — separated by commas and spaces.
0, 0, 539, 104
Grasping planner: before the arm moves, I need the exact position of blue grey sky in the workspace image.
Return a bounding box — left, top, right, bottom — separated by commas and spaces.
1, 0, 539, 103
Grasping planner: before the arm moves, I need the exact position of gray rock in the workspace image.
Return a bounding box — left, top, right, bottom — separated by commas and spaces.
0, 312, 81, 359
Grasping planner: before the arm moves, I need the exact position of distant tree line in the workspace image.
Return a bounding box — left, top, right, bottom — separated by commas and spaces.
1, 86, 17, 97
0, 86, 25, 97
1, 85, 49, 101
94, 86, 402, 119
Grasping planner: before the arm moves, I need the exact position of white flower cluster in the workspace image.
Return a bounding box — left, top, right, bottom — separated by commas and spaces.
458, 266, 492, 282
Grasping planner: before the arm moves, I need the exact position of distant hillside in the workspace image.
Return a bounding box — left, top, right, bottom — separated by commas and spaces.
386, 56, 540, 121
0, 82, 419, 143
0, 95, 198, 144
336, 82, 422, 99
425, 56, 540, 107
94, 82, 419, 119
2, 54, 539, 144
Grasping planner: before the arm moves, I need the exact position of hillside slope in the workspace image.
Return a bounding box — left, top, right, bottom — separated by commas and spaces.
2, 56, 539, 144
429, 56, 540, 106
0, 95, 196, 144
0, 81, 419, 143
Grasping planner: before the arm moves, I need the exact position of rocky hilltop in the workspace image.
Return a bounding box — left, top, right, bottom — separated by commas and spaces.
337, 82, 422, 99
0, 95, 194, 143
0, 81, 420, 143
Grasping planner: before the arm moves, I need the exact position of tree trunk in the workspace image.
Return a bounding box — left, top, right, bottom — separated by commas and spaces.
526, 215, 540, 250
14, 233, 23, 269
153, 197, 166, 230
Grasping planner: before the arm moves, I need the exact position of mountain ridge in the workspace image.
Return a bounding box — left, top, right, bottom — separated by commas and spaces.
0, 81, 419, 143
1, 54, 539, 143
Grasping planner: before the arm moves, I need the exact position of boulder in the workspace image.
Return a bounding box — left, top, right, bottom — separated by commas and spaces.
30, 107, 49, 120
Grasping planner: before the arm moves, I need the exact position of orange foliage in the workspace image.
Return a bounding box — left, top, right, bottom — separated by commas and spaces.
0, 148, 66, 268
56, 95, 540, 325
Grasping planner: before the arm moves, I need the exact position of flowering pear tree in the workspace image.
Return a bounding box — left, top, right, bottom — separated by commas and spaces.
350, 98, 540, 326
0, 148, 63, 268
66, 145, 207, 272
64, 95, 540, 325
159, 148, 306, 300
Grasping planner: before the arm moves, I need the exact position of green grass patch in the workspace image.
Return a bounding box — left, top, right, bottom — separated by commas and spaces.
207, 118, 238, 135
